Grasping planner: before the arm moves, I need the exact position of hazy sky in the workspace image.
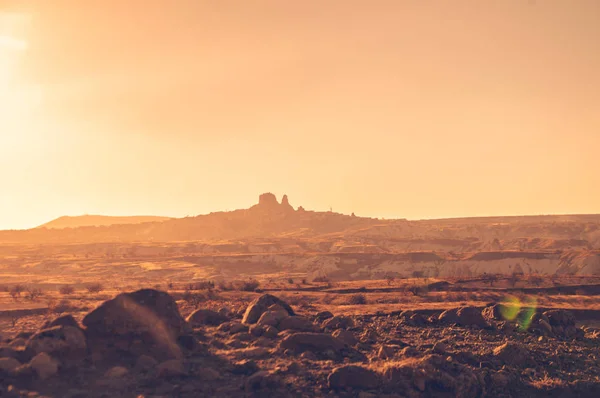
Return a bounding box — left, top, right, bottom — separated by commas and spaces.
1, 0, 599, 229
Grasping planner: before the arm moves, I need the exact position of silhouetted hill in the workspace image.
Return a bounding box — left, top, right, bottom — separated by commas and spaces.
38, 215, 172, 229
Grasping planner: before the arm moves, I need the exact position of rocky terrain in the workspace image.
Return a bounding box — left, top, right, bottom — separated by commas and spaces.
1, 289, 600, 397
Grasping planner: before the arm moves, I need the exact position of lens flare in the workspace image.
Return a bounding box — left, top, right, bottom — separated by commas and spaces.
499, 294, 539, 331
499, 295, 521, 321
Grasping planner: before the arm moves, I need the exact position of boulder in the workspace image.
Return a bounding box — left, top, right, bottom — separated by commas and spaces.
242, 294, 294, 325
187, 309, 229, 327
328, 365, 380, 390
26, 325, 87, 359
82, 289, 187, 362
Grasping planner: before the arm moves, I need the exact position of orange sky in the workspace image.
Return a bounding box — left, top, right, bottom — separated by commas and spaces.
1, 0, 599, 230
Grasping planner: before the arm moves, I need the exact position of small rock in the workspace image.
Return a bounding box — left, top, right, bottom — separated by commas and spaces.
262, 326, 279, 339
8, 339, 26, 348
323, 316, 355, 330
257, 310, 289, 327
186, 309, 229, 327
157, 359, 186, 377
328, 365, 380, 390
231, 359, 259, 375
433, 342, 448, 355
0, 357, 21, 372
29, 352, 59, 380
493, 342, 529, 366
332, 330, 358, 346
135, 355, 158, 373
242, 294, 294, 325
104, 366, 129, 378
278, 316, 318, 332
245, 370, 280, 390
316, 311, 334, 321
378, 345, 395, 359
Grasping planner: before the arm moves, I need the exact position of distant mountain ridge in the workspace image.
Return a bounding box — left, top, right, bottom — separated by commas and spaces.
1, 193, 599, 247
38, 215, 172, 229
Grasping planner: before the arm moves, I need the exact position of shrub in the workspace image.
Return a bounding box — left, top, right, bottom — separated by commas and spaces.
25, 287, 43, 301
238, 279, 260, 292
86, 283, 104, 294
59, 285, 76, 295
287, 278, 294, 284
9, 284, 24, 300
347, 293, 367, 305
321, 294, 335, 305
186, 281, 215, 291
312, 275, 330, 283
301, 278, 308, 285
385, 275, 395, 285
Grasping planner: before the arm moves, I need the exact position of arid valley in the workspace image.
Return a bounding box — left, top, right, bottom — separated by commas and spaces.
1, 194, 600, 397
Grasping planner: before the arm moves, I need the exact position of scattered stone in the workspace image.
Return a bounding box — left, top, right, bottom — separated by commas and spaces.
257, 309, 289, 327
262, 325, 279, 339
245, 370, 280, 391
316, 311, 334, 322
323, 316, 355, 330
328, 365, 380, 390
378, 345, 395, 359
493, 342, 530, 366
187, 309, 229, 327
41, 314, 80, 330
135, 355, 158, 373
249, 324, 265, 337
433, 342, 448, 355
29, 352, 59, 380
8, 339, 26, 348
332, 330, 358, 346
231, 359, 259, 375
0, 357, 21, 372
26, 325, 87, 359
242, 294, 294, 324
104, 366, 129, 378
280, 333, 345, 354
156, 359, 186, 378
456, 307, 489, 328
278, 316, 318, 332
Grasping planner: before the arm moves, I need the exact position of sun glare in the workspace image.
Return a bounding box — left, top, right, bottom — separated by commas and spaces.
0, 12, 40, 156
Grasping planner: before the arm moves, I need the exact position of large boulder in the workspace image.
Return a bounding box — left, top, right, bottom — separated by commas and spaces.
328, 365, 380, 390
82, 289, 188, 363
186, 309, 229, 327
26, 325, 87, 360
242, 294, 294, 324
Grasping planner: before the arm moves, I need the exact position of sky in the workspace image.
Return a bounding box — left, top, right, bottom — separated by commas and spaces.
0, 0, 599, 230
